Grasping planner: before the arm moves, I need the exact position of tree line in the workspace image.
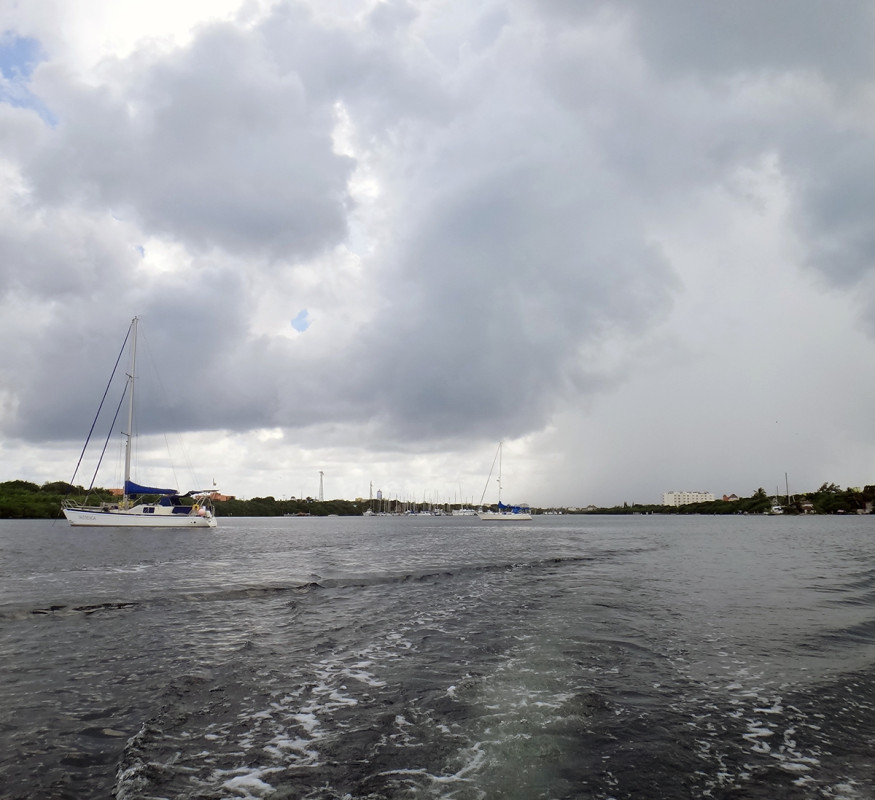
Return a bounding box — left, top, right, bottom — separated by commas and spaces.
0, 480, 369, 519
584, 484, 875, 515
0, 479, 872, 519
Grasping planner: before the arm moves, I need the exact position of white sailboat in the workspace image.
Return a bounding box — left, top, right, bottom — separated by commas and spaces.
62, 317, 217, 528
477, 442, 532, 520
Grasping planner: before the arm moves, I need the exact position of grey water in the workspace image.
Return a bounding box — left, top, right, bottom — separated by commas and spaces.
2, 514, 875, 799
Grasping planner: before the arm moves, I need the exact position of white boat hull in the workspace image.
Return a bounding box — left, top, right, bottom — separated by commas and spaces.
477, 511, 532, 520
63, 507, 217, 528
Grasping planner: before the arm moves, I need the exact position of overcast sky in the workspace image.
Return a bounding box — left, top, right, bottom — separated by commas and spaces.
1, 0, 874, 507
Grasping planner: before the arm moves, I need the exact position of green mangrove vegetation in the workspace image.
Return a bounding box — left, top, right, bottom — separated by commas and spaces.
0, 479, 872, 519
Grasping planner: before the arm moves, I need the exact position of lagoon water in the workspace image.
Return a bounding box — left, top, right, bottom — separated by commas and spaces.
1, 514, 874, 799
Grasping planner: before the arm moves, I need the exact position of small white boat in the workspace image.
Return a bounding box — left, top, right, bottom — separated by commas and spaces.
63, 317, 216, 528
476, 442, 532, 521
477, 507, 532, 520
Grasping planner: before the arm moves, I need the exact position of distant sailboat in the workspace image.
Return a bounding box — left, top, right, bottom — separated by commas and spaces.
453, 484, 477, 515
477, 442, 532, 520
62, 317, 217, 528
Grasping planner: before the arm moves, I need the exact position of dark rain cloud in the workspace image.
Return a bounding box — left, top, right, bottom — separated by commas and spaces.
2, 0, 875, 456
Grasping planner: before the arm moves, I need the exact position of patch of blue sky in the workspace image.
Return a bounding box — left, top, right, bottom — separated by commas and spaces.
0, 34, 41, 79
0, 33, 56, 124
291, 310, 310, 333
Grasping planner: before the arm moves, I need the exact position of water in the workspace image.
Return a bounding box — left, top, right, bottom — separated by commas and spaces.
1, 514, 874, 799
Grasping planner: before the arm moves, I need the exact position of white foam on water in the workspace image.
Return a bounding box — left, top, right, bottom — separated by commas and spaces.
667, 631, 839, 798
262, 734, 320, 763
340, 666, 385, 687
184, 637, 406, 793
291, 712, 320, 734
217, 766, 283, 798
327, 689, 358, 706
824, 780, 866, 799
754, 701, 783, 714
415, 740, 488, 794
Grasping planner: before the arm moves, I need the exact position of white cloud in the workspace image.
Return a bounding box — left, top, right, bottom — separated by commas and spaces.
1, 0, 875, 507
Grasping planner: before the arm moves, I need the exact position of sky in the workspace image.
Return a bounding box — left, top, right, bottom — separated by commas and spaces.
1, 0, 875, 507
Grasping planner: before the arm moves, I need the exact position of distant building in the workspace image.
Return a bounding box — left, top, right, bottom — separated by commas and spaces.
663, 490, 715, 507
722, 494, 739, 502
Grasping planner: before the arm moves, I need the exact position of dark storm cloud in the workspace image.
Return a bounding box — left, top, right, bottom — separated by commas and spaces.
623, 0, 875, 83
786, 130, 875, 291
3, 0, 875, 462
566, 0, 875, 311
6, 262, 249, 441
357, 154, 674, 441
537, 0, 875, 83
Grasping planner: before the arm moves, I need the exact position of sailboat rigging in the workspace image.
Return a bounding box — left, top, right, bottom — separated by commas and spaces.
62, 316, 217, 528
477, 441, 532, 520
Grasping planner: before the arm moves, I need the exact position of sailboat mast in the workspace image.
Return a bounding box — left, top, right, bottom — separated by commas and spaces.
123, 317, 138, 493
497, 440, 503, 504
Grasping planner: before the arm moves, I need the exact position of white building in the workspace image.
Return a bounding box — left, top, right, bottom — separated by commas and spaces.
662, 490, 715, 507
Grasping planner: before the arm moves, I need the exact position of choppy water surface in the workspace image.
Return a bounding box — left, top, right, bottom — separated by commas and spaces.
2, 514, 875, 799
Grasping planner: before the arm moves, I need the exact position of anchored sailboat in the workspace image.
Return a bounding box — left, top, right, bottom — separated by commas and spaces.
62, 317, 217, 528
477, 441, 532, 520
